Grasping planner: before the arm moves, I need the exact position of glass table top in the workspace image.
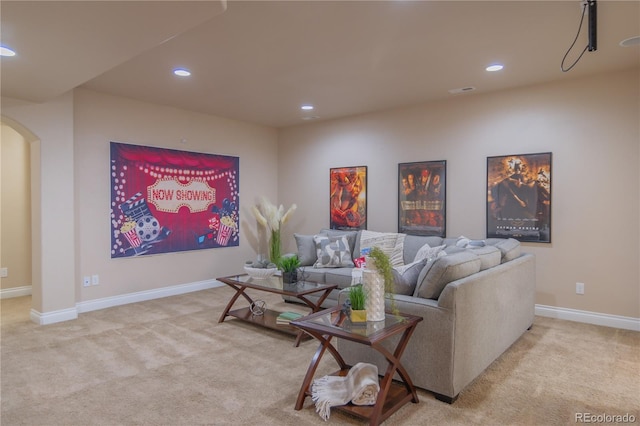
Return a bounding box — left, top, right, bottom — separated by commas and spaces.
302, 309, 408, 338
221, 273, 336, 295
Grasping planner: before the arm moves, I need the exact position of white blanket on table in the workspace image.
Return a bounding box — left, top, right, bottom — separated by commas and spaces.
311, 362, 380, 421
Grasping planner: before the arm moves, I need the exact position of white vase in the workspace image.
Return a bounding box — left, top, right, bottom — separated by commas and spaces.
363, 268, 385, 322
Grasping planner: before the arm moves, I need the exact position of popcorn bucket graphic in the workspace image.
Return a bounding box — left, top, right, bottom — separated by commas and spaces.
123, 228, 142, 248
216, 223, 232, 246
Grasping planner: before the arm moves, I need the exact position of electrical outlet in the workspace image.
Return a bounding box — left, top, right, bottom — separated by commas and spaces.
576, 282, 585, 295
83, 276, 91, 287
91, 274, 100, 286
0, 267, 7, 278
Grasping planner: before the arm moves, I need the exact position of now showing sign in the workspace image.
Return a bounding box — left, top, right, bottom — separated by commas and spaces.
110, 142, 239, 258
147, 179, 216, 213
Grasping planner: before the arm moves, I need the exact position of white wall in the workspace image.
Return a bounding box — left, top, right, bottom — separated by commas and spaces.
73, 89, 278, 301
278, 69, 640, 319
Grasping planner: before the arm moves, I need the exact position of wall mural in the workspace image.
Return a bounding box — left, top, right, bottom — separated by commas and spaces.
110, 142, 239, 258
486, 152, 552, 243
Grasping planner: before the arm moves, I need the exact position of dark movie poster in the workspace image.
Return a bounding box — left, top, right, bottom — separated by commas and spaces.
487, 152, 551, 243
398, 160, 446, 237
330, 166, 367, 231
110, 142, 240, 258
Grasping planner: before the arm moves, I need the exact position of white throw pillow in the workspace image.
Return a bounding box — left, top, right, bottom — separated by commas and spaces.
359, 230, 399, 260
413, 243, 446, 263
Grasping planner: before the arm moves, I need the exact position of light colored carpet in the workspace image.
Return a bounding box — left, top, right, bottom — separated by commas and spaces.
1, 288, 638, 425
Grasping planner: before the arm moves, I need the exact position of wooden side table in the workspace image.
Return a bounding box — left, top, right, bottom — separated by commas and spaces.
291, 306, 423, 425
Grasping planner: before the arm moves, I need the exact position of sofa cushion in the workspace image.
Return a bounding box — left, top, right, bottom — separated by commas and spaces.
470, 245, 502, 271
294, 233, 317, 266
415, 251, 482, 300
313, 234, 355, 268
486, 238, 521, 262
324, 268, 356, 289
402, 235, 444, 263
358, 230, 399, 260
392, 258, 428, 295
299, 267, 326, 283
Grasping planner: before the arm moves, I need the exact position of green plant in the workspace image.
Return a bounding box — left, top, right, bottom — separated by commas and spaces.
348, 284, 366, 311
368, 246, 399, 316
278, 254, 300, 273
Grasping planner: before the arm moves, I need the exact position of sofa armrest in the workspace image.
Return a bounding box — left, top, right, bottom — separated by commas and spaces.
436, 252, 536, 394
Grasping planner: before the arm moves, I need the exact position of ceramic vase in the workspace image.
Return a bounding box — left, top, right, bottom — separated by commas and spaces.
363, 267, 385, 322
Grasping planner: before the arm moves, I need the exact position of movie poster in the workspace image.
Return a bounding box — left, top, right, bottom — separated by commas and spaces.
487, 152, 551, 243
398, 161, 446, 237
110, 142, 239, 258
329, 166, 367, 230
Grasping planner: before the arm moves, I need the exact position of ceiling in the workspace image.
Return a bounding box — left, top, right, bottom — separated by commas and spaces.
2, 1, 639, 129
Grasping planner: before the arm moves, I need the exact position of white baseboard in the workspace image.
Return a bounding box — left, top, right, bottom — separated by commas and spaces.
0, 285, 32, 299
535, 304, 640, 332
20, 283, 638, 331
30, 307, 78, 325
76, 279, 223, 314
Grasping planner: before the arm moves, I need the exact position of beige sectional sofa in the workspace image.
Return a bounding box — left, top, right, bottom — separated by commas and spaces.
290, 229, 536, 403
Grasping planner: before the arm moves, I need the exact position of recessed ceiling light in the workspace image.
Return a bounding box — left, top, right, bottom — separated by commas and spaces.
173, 68, 191, 77
301, 105, 314, 110
620, 36, 640, 47
486, 64, 504, 72
0, 46, 16, 57
301, 116, 320, 120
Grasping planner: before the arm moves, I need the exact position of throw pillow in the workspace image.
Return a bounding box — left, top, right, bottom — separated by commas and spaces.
319, 229, 359, 257
392, 258, 427, 295
413, 243, 446, 263
294, 233, 317, 266
359, 230, 398, 259
313, 235, 355, 268
390, 233, 406, 267
455, 236, 470, 247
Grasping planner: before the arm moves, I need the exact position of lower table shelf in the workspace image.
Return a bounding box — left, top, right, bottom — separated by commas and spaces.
227, 307, 311, 341
309, 368, 415, 423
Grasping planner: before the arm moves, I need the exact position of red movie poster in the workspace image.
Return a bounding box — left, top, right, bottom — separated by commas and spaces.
330, 166, 367, 230
110, 142, 240, 258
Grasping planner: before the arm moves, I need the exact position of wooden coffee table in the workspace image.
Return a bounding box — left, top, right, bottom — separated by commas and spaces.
216, 273, 337, 347
291, 306, 423, 425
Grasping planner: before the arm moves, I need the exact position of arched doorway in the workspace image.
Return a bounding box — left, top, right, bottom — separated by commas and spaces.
1, 117, 41, 321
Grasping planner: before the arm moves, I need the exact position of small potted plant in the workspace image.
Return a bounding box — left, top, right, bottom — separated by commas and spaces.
279, 254, 300, 284
348, 284, 367, 323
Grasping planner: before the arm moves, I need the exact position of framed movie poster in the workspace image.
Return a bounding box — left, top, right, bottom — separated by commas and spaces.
487, 152, 552, 243
398, 160, 446, 237
110, 142, 240, 258
330, 166, 367, 230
